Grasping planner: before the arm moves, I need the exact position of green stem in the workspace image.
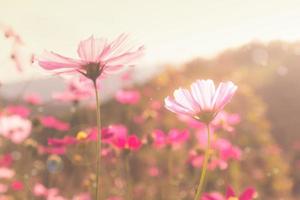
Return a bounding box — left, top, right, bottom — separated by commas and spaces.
125, 154, 133, 200
93, 81, 102, 200
194, 124, 211, 200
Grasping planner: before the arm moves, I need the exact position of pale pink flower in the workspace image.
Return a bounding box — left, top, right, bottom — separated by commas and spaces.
0, 184, 8, 194
38, 34, 144, 81
0, 167, 15, 179
33, 183, 48, 196
0, 115, 32, 144
46, 188, 67, 200
148, 166, 160, 177
115, 89, 140, 105
24, 93, 43, 105
165, 80, 237, 123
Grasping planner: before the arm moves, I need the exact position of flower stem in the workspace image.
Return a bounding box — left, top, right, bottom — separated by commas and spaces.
194, 124, 211, 200
93, 80, 102, 200
125, 154, 133, 200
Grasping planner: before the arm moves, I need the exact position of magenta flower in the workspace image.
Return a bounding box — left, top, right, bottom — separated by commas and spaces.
0, 115, 32, 144
113, 134, 142, 151
165, 80, 237, 123
10, 180, 24, 191
38, 34, 144, 81
115, 89, 141, 105
226, 186, 256, 200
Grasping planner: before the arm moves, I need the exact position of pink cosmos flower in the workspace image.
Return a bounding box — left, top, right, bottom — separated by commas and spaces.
189, 132, 241, 170
24, 93, 43, 105
0, 184, 8, 194
38, 34, 144, 81
115, 89, 141, 105
147, 166, 160, 177
152, 129, 189, 149
0, 167, 15, 179
212, 112, 240, 133
52, 78, 93, 102
0, 154, 13, 167
10, 180, 23, 191
48, 136, 77, 147
113, 134, 142, 151
226, 186, 256, 200
201, 192, 224, 200
0, 115, 32, 144
165, 80, 237, 123
5, 105, 31, 118
33, 183, 48, 196
40, 116, 70, 131
87, 124, 126, 142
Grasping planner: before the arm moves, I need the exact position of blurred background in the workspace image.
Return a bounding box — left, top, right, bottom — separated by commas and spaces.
1, 0, 300, 199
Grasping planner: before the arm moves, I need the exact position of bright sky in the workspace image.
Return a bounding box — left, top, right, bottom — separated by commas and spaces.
1, 0, 300, 83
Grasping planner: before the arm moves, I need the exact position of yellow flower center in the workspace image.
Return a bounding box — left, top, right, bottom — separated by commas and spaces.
76, 131, 88, 140
228, 197, 239, 200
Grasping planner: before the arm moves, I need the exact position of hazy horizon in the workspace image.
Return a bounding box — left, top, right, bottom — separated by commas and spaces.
2, 0, 300, 83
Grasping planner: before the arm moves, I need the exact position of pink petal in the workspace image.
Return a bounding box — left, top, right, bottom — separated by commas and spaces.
212, 81, 237, 111
173, 88, 199, 112
191, 80, 215, 111
77, 35, 107, 62
239, 187, 256, 200
104, 46, 145, 68
38, 51, 83, 70
225, 186, 236, 198
98, 33, 130, 60
164, 96, 195, 116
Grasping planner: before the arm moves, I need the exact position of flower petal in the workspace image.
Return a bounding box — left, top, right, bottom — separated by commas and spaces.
77, 35, 107, 62
225, 186, 236, 198
38, 51, 83, 70
164, 96, 195, 116
212, 81, 237, 111
239, 187, 256, 200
